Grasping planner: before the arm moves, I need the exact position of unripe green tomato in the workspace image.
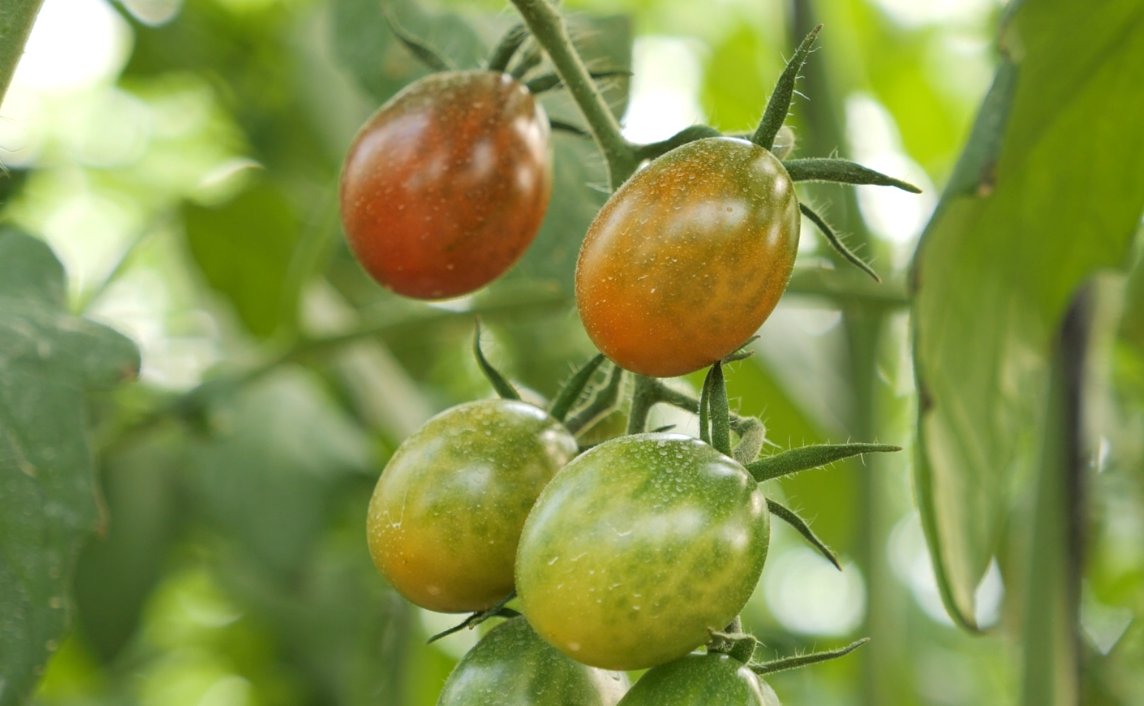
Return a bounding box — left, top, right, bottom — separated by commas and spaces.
437, 617, 629, 705
575, 137, 799, 377
515, 433, 770, 670
367, 399, 577, 612
617, 654, 781, 705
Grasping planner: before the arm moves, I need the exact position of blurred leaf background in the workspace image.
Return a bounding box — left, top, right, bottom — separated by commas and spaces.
0, 0, 1141, 705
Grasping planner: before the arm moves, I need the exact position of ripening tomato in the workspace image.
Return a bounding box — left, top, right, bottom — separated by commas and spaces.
575, 137, 799, 377
437, 617, 629, 705
515, 433, 770, 670
340, 70, 552, 299
366, 400, 577, 612
617, 654, 782, 706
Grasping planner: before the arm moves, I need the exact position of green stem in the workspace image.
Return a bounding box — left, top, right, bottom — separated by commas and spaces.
0, 0, 45, 105
509, 0, 638, 188
785, 268, 909, 308
626, 374, 657, 434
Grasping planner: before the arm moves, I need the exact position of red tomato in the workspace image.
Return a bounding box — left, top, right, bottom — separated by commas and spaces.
340, 71, 552, 299
575, 137, 799, 377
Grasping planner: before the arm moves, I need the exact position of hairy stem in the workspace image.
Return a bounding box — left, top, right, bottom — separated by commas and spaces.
509, 0, 638, 187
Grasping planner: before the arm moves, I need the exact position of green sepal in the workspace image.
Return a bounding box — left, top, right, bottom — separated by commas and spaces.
549, 354, 606, 422
427, 591, 519, 643
767, 499, 841, 570
747, 442, 900, 482
750, 638, 869, 676
382, 1, 452, 72
785, 158, 921, 193
472, 320, 521, 400
752, 24, 822, 151
800, 203, 881, 282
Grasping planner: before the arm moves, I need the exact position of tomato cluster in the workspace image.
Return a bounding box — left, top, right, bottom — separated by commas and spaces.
346, 12, 912, 704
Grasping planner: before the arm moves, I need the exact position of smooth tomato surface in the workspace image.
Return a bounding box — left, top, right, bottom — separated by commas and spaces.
367, 400, 577, 612
515, 433, 770, 670
617, 654, 781, 706
340, 70, 551, 299
575, 137, 799, 377
437, 617, 629, 705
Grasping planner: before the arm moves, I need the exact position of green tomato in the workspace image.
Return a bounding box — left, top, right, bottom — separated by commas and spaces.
618, 653, 782, 705
367, 399, 577, 612
515, 433, 770, 670
437, 617, 629, 705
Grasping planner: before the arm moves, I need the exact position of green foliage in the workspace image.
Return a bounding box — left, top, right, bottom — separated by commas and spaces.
0, 229, 139, 706
911, 0, 1144, 629
1, 0, 1142, 705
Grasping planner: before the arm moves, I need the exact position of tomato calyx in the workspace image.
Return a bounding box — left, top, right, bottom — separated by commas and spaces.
747, 637, 870, 677
428, 591, 520, 644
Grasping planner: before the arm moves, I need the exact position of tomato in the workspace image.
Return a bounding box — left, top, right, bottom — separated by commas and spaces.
617, 654, 782, 706
575, 137, 799, 377
340, 70, 552, 299
437, 617, 629, 705
366, 399, 577, 612
515, 433, 770, 670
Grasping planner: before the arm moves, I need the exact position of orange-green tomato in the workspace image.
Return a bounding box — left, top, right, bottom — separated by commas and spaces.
366, 400, 577, 612
515, 433, 770, 670
437, 618, 629, 705
617, 654, 781, 705
340, 70, 552, 299
575, 137, 799, 377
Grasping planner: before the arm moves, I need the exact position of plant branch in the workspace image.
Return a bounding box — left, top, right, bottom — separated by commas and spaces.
0, 0, 44, 105
509, 0, 638, 187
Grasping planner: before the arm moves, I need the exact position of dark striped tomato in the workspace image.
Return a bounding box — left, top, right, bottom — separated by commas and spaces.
340, 71, 551, 299
515, 433, 770, 670
366, 400, 577, 613
575, 137, 799, 377
618, 654, 782, 705
438, 618, 629, 705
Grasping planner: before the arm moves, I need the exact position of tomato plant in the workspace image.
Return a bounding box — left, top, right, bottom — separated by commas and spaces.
618, 654, 781, 706
514, 433, 770, 670
437, 617, 629, 705
366, 399, 577, 613
575, 137, 800, 377
339, 70, 552, 299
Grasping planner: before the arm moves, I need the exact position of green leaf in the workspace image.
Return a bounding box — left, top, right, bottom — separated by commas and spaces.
185, 370, 372, 578
182, 177, 304, 339
910, 1, 1144, 628
0, 228, 139, 706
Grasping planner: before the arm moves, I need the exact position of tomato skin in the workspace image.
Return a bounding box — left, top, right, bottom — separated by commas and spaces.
340, 70, 552, 299
617, 654, 781, 706
437, 617, 629, 705
575, 137, 799, 377
366, 400, 577, 613
515, 433, 770, 670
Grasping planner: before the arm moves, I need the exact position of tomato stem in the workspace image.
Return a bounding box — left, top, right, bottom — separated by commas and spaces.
626, 374, 658, 434
633, 125, 723, 161
509, 0, 640, 188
